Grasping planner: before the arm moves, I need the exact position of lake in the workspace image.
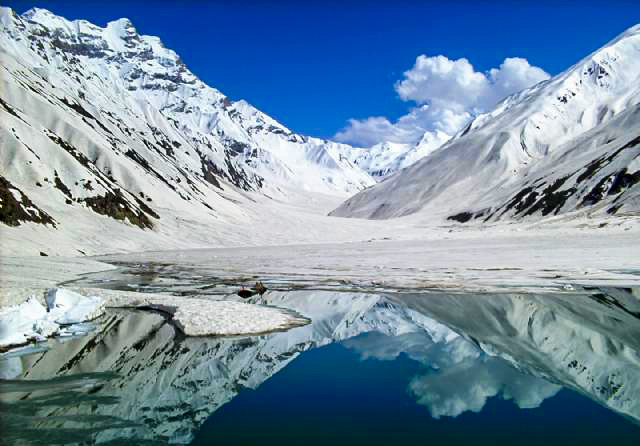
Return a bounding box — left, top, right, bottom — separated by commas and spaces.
1, 265, 639, 445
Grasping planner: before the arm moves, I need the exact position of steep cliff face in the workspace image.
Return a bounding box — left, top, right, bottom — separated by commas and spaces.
0, 7, 374, 254
332, 24, 640, 221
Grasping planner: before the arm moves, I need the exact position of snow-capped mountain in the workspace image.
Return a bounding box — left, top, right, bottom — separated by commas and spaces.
343, 130, 451, 181
341, 129, 451, 180
0, 7, 375, 253
332, 24, 640, 221
343, 141, 414, 179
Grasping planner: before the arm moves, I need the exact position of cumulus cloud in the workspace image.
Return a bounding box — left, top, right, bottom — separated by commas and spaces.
334, 116, 419, 147
484, 57, 551, 109
342, 330, 560, 419
395, 55, 488, 110
334, 55, 549, 147
334, 104, 472, 147
395, 55, 549, 110
409, 357, 561, 419
342, 331, 479, 366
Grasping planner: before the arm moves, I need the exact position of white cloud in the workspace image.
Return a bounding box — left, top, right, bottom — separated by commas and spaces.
342, 331, 561, 419
342, 331, 479, 366
408, 357, 561, 419
334, 116, 419, 147
333, 105, 471, 147
409, 105, 472, 135
484, 57, 550, 108
395, 55, 488, 110
334, 55, 549, 148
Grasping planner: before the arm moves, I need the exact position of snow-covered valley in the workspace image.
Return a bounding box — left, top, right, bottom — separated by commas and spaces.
0, 6, 382, 256
1, 7, 639, 258
1, 6, 640, 445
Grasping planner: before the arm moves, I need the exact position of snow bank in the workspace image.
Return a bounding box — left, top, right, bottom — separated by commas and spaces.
45, 288, 105, 324
0, 289, 105, 349
0, 288, 309, 349
0, 297, 52, 347
109, 294, 310, 336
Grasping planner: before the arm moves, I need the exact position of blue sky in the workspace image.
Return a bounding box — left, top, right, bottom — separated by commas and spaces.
8, 0, 640, 144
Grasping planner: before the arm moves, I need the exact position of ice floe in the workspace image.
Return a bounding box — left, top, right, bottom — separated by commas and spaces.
0, 288, 309, 350
112, 295, 310, 336
0, 297, 51, 347
172, 299, 308, 336
45, 288, 105, 324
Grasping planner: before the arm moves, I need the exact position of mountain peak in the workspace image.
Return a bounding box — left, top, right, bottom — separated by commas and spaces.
22, 7, 54, 19
21, 7, 70, 28
21, 7, 137, 37
0, 8, 376, 254
332, 23, 640, 221
105, 17, 137, 37
0, 6, 15, 25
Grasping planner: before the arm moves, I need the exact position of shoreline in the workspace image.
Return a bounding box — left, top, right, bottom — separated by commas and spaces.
2, 226, 640, 310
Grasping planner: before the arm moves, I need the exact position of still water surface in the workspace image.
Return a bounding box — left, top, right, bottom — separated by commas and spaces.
194, 336, 639, 446
1, 268, 639, 445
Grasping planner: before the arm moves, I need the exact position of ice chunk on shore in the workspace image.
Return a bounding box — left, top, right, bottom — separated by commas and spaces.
45, 288, 105, 324
0, 297, 54, 347
1, 288, 309, 349
0, 289, 105, 349
111, 293, 309, 336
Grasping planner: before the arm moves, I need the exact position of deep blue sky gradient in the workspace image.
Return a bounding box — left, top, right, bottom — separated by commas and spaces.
8, 0, 640, 139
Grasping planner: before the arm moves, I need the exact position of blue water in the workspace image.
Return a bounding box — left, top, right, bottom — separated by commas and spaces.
3, 283, 640, 445
192, 335, 639, 446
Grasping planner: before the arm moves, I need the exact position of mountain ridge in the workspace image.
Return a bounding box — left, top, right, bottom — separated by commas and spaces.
0, 7, 382, 254
331, 23, 640, 221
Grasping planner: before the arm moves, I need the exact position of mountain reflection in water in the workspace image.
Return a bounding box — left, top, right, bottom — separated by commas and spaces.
1, 287, 639, 445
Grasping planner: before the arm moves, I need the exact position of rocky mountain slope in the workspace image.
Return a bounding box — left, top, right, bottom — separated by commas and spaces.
332, 24, 640, 222
0, 7, 375, 254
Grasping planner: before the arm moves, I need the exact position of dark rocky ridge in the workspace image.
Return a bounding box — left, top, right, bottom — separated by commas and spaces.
0, 176, 56, 227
